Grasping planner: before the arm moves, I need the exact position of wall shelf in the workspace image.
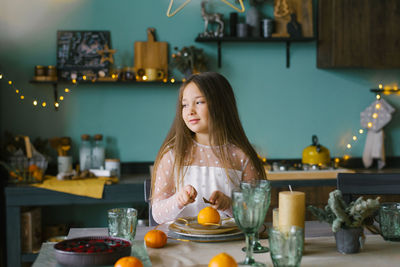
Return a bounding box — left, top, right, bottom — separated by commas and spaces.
370, 89, 400, 95
29, 79, 182, 110
195, 36, 315, 68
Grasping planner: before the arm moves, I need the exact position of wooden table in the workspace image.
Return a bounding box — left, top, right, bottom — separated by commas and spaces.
32, 222, 400, 267
5, 174, 147, 267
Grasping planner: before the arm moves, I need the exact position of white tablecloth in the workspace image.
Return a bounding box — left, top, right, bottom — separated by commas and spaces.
33, 222, 400, 267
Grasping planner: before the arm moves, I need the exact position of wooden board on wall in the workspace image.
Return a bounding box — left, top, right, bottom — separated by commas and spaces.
317, 0, 400, 68
272, 0, 313, 37
134, 28, 168, 79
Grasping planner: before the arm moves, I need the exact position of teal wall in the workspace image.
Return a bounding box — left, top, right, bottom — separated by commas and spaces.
2, 0, 400, 163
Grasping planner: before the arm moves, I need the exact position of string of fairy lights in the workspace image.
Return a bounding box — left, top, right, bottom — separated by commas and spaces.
0, 71, 76, 109
336, 83, 398, 163
0, 73, 397, 161
0, 70, 181, 110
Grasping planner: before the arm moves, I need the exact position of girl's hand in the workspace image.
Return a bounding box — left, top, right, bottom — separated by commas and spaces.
177, 185, 197, 209
209, 190, 231, 211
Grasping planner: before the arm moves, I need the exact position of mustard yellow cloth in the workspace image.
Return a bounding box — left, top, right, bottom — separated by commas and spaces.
31, 176, 118, 199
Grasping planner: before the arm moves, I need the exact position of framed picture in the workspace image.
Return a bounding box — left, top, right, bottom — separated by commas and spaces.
56, 31, 112, 80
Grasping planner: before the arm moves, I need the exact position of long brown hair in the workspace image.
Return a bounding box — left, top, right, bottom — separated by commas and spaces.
151, 72, 266, 198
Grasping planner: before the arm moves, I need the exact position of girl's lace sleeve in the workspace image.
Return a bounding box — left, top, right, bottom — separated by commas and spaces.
242, 157, 261, 182
151, 151, 183, 224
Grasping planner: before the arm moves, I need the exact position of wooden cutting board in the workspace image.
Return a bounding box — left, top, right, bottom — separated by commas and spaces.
134, 28, 168, 79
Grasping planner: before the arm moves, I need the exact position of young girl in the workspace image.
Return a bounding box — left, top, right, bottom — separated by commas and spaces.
151, 72, 266, 224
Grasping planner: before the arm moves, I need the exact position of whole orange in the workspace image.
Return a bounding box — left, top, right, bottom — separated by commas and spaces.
144, 229, 167, 248
208, 252, 237, 267
114, 256, 143, 267
198, 206, 220, 225
28, 164, 38, 172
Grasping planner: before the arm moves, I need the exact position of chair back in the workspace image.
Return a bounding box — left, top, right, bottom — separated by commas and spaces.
337, 173, 400, 203
144, 165, 158, 226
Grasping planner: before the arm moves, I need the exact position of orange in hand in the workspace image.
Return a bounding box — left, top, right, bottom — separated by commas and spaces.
198, 206, 220, 225
144, 229, 167, 248
114, 256, 143, 267
208, 252, 237, 267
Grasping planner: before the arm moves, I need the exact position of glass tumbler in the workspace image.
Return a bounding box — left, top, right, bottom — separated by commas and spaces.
108, 208, 138, 242
269, 226, 304, 267
379, 203, 400, 241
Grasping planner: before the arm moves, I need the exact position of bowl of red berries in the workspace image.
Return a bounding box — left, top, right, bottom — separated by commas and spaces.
54, 236, 131, 266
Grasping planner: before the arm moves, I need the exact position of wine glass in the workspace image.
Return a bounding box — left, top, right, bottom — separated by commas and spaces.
240, 180, 271, 253
232, 188, 267, 266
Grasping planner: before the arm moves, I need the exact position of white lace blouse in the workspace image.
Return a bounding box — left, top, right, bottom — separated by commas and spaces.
151, 141, 260, 224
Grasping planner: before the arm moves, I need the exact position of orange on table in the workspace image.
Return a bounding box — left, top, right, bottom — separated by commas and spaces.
198, 206, 220, 225
114, 256, 143, 267
208, 252, 237, 267
144, 229, 167, 248
28, 164, 39, 172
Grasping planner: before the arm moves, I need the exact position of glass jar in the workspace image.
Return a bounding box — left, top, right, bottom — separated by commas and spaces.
79, 134, 92, 171
47, 65, 57, 77
91, 134, 105, 169
35, 65, 46, 76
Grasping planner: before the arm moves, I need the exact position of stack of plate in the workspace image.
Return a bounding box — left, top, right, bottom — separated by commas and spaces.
168, 217, 243, 242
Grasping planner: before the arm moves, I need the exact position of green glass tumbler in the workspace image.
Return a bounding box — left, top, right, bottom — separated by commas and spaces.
240, 180, 271, 253
379, 203, 400, 241
108, 208, 138, 242
232, 188, 267, 267
269, 226, 304, 267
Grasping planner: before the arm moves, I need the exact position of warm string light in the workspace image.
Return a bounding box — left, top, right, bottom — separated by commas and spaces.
338, 128, 365, 163
0, 70, 78, 109
1, 70, 183, 109
342, 82, 397, 162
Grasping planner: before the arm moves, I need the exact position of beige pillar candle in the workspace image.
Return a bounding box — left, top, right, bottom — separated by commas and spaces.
272, 208, 279, 228
278, 191, 305, 230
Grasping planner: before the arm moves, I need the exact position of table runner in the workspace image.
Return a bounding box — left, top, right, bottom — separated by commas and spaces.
31, 176, 118, 199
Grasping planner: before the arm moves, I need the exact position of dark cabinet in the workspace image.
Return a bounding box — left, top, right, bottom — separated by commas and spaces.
317, 0, 400, 68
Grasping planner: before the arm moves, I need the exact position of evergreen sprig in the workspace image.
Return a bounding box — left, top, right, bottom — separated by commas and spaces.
170, 46, 208, 77
308, 189, 380, 232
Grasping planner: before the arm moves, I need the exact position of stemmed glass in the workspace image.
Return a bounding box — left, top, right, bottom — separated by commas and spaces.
232, 187, 268, 266
240, 180, 271, 253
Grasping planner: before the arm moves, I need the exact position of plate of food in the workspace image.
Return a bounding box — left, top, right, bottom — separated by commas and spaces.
54, 236, 131, 266
170, 217, 238, 235
168, 224, 244, 242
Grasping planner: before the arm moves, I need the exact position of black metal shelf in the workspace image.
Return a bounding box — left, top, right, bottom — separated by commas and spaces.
370, 89, 400, 94
30, 79, 182, 110
195, 36, 315, 68
30, 80, 182, 85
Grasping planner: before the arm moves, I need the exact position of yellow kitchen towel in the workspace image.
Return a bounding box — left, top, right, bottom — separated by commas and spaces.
31, 176, 118, 199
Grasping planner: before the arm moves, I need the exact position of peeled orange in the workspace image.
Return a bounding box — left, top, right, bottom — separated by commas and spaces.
208, 252, 238, 267
114, 256, 143, 267
198, 206, 220, 225
144, 229, 167, 248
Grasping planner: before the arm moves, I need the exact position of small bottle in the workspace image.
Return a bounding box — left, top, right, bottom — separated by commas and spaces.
92, 134, 105, 169
246, 4, 261, 37
79, 134, 92, 171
